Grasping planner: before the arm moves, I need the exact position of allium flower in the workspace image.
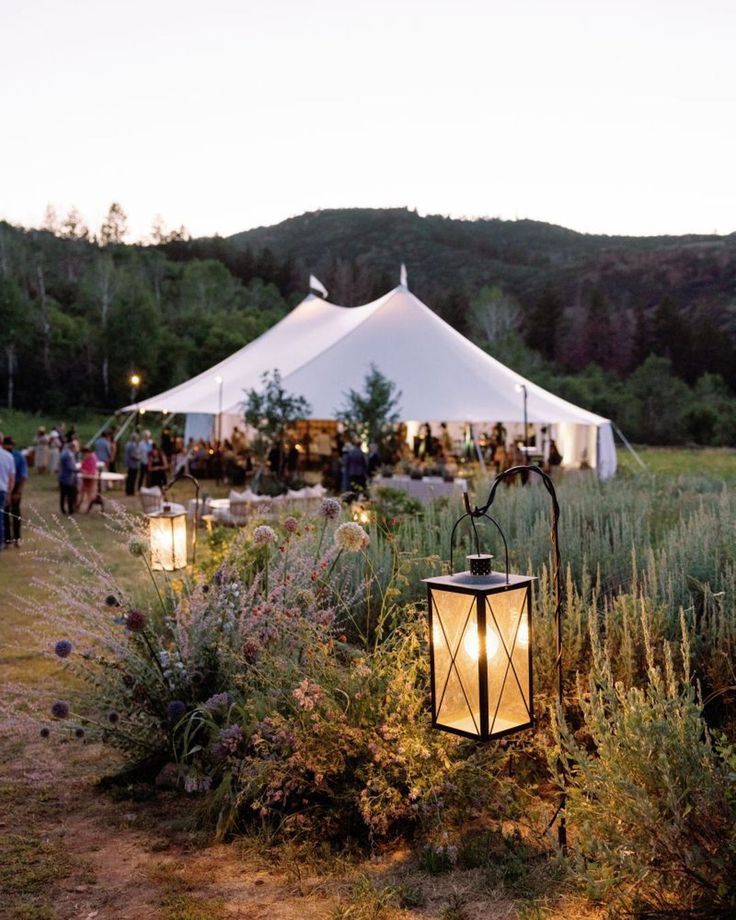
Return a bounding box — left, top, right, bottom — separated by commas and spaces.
125, 609, 146, 632
167, 700, 187, 721
284, 516, 299, 533
105, 594, 120, 607
54, 639, 73, 659
40, 727, 50, 738
204, 692, 231, 711
75, 728, 85, 739
128, 536, 149, 557
318, 497, 341, 520
108, 711, 120, 724
252, 525, 277, 547
334, 522, 370, 552
51, 701, 70, 719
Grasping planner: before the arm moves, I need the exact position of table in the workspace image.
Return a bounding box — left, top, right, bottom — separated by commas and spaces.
373, 475, 468, 504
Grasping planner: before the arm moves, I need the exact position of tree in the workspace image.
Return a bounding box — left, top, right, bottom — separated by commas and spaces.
99, 202, 128, 246
336, 364, 401, 456
60, 207, 89, 241
524, 286, 565, 361
243, 370, 311, 456
0, 278, 30, 407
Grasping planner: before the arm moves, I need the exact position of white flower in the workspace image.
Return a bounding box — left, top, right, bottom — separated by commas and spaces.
252, 525, 277, 548
128, 536, 149, 557
334, 522, 370, 552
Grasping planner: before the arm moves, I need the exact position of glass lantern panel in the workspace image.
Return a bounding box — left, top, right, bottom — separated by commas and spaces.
150, 514, 188, 571
430, 588, 481, 736
485, 587, 531, 735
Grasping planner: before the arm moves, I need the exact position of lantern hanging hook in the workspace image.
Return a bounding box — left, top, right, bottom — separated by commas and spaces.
449, 506, 510, 583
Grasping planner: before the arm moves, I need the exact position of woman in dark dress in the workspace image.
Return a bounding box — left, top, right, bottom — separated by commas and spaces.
147, 443, 169, 488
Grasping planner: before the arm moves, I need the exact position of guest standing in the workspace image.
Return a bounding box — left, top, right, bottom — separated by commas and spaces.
3, 437, 28, 546
58, 437, 78, 515
48, 425, 62, 474
78, 446, 99, 512
147, 442, 168, 488
34, 427, 50, 474
138, 430, 154, 489
0, 431, 16, 550
94, 430, 113, 469
124, 434, 141, 496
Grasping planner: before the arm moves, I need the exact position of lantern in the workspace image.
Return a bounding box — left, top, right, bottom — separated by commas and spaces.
425, 553, 534, 740
149, 504, 188, 571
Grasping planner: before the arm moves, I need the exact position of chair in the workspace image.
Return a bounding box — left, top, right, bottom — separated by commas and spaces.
139, 486, 163, 514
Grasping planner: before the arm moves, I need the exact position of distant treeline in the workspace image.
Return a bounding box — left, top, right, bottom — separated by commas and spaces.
1, 204, 735, 445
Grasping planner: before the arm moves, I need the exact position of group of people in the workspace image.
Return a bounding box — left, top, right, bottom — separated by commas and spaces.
123, 429, 176, 495
0, 430, 28, 549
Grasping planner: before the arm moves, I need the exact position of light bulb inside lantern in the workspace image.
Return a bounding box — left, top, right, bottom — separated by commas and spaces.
517, 617, 529, 648
463, 626, 500, 661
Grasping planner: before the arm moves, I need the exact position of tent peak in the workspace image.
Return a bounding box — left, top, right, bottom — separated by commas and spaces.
399, 263, 408, 289
308, 274, 329, 299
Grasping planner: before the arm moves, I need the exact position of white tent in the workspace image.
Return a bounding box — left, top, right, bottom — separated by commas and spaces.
125, 282, 616, 479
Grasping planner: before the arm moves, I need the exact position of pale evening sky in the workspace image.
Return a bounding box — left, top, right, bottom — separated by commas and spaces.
1, 0, 734, 241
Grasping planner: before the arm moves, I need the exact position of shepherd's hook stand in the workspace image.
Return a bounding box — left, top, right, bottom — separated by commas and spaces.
464, 464, 567, 853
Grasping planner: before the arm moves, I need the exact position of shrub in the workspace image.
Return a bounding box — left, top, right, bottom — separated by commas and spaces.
556, 632, 736, 915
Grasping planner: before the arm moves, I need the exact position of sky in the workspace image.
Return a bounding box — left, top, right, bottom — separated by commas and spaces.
1, 0, 735, 241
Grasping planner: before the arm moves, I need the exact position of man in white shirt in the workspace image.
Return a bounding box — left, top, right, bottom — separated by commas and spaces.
0, 430, 16, 551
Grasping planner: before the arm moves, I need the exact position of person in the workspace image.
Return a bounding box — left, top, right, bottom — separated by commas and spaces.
160, 426, 173, 463
268, 439, 285, 479
78, 446, 99, 512
548, 439, 563, 470
34, 426, 50, 474
48, 425, 62, 474
3, 437, 27, 546
138, 430, 154, 489
58, 437, 78, 515
147, 442, 168, 488
94, 429, 113, 469
124, 433, 141, 496
440, 422, 453, 457
367, 442, 382, 477
314, 427, 332, 464
106, 428, 118, 473
344, 441, 368, 492
0, 431, 16, 550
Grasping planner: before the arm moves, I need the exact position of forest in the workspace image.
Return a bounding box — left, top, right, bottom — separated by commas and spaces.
1, 203, 736, 444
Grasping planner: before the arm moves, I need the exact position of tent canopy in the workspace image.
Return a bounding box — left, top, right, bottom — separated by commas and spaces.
125, 282, 616, 478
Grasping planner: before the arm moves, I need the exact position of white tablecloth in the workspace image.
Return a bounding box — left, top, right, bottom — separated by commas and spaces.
373, 475, 468, 503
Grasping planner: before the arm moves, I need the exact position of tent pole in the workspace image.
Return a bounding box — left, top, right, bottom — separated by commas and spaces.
113, 411, 137, 444
612, 423, 647, 470
86, 413, 116, 449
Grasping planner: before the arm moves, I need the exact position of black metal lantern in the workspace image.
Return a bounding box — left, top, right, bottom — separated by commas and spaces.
425, 554, 534, 740
424, 464, 567, 849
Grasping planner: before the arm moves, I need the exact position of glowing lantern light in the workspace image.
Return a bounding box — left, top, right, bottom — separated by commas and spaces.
425, 553, 534, 740
149, 504, 188, 571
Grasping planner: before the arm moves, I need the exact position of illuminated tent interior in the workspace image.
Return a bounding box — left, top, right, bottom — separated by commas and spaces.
124, 280, 617, 479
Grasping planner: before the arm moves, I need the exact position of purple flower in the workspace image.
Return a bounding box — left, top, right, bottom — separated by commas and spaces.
75, 728, 85, 739
51, 701, 70, 719
284, 516, 299, 534
108, 711, 120, 724
204, 692, 231, 712
105, 594, 120, 607
125, 609, 146, 632
167, 700, 187, 721
40, 727, 50, 738
54, 639, 73, 659
318, 498, 341, 520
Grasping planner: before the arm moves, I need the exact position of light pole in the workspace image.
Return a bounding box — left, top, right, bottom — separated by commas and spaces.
515, 382, 528, 464
129, 372, 141, 404
215, 375, 223, 444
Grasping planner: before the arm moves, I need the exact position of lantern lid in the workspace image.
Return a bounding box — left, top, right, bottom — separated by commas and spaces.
149, 503, 186, 519
423, 570, 535, 590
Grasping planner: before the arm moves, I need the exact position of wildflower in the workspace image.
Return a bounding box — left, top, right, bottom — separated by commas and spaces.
54, 639, 73, 659
334, 522, 370, 552
292, 678, 323, 711
167, 700, 187, 721
252, 525, 277, 547
283, 516, 298, 534
51, 701, 70, 719
318, 498, 341, 520
105, 594, 120, 607
108, 711, 120, 724
40, 727, 50, 738
204, 692, 231, 711
125, 609, 146, 632
128, 536, 149, 557
75, 728, 85, 739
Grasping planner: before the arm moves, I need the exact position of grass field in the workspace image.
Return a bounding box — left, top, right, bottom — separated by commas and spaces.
1, 449, 735, 919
